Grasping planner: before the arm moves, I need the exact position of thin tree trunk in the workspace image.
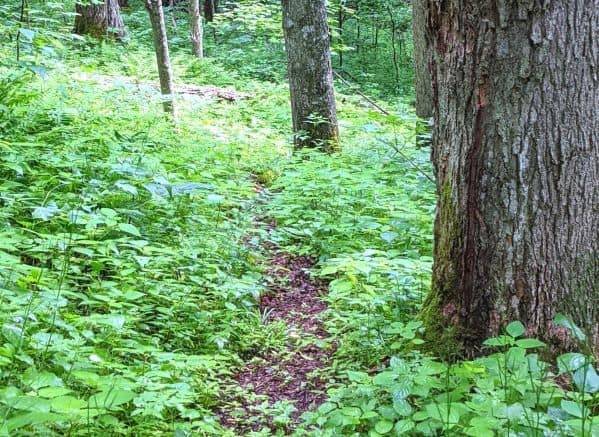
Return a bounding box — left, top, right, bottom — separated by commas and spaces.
373, 16, 379, 56
423, 0, 599, 356
144, 0, 176, 117
387, 7, 399, 88
337, 1, 344, 68
168, 0, 177, 30
282, 0, 340, 151
189, 0, 204, 59
411, 0, 432, 118
15, 0, 27, 61
356, 15, 361, 54
75, 0, 126, 40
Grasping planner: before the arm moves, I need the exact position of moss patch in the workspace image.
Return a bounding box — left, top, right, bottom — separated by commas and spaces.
419, 180, 464, 360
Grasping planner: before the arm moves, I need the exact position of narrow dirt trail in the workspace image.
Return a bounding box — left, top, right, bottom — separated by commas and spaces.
219, 187, 334, 435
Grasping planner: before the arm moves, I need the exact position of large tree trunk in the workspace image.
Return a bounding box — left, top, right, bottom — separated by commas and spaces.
282, 0, 340, 151
189, 0, 204, 59
411, 0, 432, 118
423, 0, 598, 357
144, 0, 176, 117
74, 0, 126, 40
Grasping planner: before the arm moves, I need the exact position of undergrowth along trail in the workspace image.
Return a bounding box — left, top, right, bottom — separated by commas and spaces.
220, 240, 334, 434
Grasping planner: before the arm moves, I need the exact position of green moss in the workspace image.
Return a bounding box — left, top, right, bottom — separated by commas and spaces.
255, 169, 278, 186
418, 180, 464, 360
419, 286, 463, 360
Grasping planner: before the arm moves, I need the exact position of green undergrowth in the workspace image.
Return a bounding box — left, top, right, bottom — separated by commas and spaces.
264, 112, 435, 368
0, 64, 290, 435
1, 2, 598, 436
298, 324, 599, 436
262, 114, 599, 437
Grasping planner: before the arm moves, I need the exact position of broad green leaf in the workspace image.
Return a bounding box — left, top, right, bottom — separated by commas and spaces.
5, 412, 62, 432
515, 338, 546, 349
346, 371, 369, 383
392, 399, 412, 416
373, 371, 396, 386
19, 28, 36, 42
554, 314, 586, 341
380, 231, 398, 244
32, 204, 60, 221
22, 371, 63, 390
118, 223, 141, 237
561, 400, 585, 418
504, 403, 524, 420
38, 387, 73, 399
340, 406, 362, 418
50, 396, 87, 413
374, 419, 394, 434
7, 396, 50, 412
557, 353, 588, 374
88, 390, 135, 409
573, 365, 599, 393
320, 265, 339, 276
394, 419, 415, 433
360, 411, 379, 420
506, 321, 525, 338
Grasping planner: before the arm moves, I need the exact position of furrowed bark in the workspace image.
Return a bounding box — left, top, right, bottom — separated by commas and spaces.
75, 0, 126, 40
282, 0, 340, 151
424, 0, 599, 356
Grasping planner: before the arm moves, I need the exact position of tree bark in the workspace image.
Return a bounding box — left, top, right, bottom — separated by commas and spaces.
337, 1, 345, 68
282, 0, 340, 151
203, 0, 216, 22
189, 0, 204, 59
75, 0, 126, 40
423, 0, 599, 356
144, 0, 176, 117
411, 0, 432, 118
387, 6, 400, 88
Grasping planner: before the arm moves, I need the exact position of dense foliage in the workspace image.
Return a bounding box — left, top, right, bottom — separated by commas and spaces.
0, 1, 597, 436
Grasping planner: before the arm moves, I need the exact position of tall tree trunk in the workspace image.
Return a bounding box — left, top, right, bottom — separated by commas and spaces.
411, 0, 432, 118
423, 0, 598, 357
203, 0, 215, 22
144, 0, 176, 117
189, 0, 204, 59
75, 0, 126, 40
337, 1, 344, 68
387, 7, 400, 88
282, 0, 340, 151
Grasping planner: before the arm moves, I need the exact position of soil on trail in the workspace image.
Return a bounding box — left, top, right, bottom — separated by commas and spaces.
219, 208, 334, 435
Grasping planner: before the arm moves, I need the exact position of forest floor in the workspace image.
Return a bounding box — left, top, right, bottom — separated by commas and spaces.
0, 61, 436, 435
219, 237, 333, 433
2, 4, 598, 436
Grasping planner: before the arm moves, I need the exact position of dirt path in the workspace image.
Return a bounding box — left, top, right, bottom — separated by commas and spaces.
219, 189, 334, 435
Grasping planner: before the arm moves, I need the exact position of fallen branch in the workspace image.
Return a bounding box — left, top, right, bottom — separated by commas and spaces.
333, 70, 390, 115
73, 72, 251, 101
